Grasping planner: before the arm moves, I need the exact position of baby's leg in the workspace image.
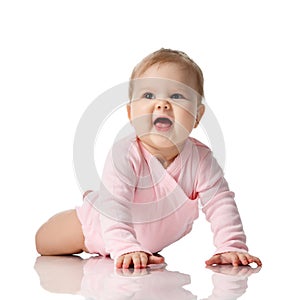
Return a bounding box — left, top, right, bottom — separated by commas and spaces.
35, 209, 88, 255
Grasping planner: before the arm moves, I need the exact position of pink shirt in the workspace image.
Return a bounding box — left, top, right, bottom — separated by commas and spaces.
85, 135, 248, 260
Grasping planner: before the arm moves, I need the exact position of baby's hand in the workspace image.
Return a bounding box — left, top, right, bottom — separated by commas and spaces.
116, 251, 164, 269
205, 252, 262, 267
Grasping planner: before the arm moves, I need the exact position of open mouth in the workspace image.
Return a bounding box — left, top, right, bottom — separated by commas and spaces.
153, 117, 173, 130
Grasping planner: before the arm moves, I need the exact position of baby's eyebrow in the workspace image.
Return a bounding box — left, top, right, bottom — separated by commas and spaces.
133, 84, 155, 90
169, 88, 187, 93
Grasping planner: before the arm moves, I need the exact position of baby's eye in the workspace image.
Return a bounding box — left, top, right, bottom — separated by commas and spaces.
143, 92, 155, 99
170, 93, 185, 100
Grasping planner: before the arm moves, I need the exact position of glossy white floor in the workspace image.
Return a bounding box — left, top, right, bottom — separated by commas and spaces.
32, 255, 259, 300
3, 216, 299, 299
1, 1, 300, 298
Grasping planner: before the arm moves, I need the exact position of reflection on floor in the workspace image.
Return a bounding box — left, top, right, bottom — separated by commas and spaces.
34, 255, 261, 299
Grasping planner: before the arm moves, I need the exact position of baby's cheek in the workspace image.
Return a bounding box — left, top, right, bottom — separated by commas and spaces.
174, 104, 197, 126
131, 115, 152, 136
181, 115, 196, 132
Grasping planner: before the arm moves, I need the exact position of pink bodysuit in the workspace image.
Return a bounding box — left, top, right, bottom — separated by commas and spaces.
76, 135, 248, 262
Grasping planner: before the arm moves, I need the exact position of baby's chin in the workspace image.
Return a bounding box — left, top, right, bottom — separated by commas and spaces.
138, 134, 186, 152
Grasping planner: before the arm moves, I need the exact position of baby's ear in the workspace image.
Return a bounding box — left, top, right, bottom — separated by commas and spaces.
126, 103, 132, 121
194, 104, 205, 128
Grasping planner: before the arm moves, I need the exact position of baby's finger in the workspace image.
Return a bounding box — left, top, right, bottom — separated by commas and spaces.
237, 253, 249, 266
230, 253, 240, 267
116, 256, 124, 269
205, 255, 222, 266
140, 253, 148, 268
122, 255, 133, 269
132, 253, 141, 269
148, 255, 164, 265
246, 254, 262, 266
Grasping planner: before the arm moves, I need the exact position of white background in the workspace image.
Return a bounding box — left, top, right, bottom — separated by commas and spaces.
1, 0, 299, 298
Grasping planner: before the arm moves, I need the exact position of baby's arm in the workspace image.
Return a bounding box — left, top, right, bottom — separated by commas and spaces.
203, 192, 262, 266
198, 149, 262, 266
87, 182, 154, 268
84, 188, 157, 268
96, 146, 162, 268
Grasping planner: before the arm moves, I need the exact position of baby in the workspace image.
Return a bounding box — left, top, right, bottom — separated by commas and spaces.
35, 48, 262, 269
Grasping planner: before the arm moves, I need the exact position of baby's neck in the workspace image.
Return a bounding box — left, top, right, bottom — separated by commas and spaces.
140, 141, 184, 169
154, 154, 176, 169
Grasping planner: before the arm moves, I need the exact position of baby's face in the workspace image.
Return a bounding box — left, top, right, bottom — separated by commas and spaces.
127, 62, 204, 150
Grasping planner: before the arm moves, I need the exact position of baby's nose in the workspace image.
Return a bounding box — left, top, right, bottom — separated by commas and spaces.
155, 99, 170, 110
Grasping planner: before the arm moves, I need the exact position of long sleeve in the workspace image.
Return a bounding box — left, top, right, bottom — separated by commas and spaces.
95, 144, 152, 261
196, 149, 248, 254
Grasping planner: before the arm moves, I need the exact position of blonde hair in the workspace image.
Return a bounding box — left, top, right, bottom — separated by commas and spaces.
129, 48, 204, 101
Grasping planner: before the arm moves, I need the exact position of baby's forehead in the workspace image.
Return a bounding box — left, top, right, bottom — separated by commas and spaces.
131, 77, 199, 95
